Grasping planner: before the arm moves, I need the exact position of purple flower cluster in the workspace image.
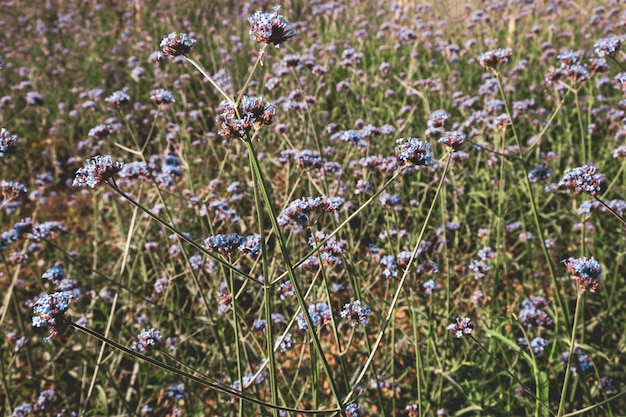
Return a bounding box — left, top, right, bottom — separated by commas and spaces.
519, 296, 553, 328
517, 337, 549, 356
0, 128, 19, 157
562, 256, 603, 293
275, 332, 293, 353
73, 155, 124, 188
31, 292, 73, 342
149, 89, 175, 105
340, 300, 371, 327
203, 233, 261, 256
160, 32, 196, 57
558, 165, 604, 196
278, 196, 345, 229
216, 96, 276, 139
528, 164, 552, 183
395, 137, 432, 167
478, 48, 512, 70
131, 328, 162, 352
438, 131, 466, 152
296, 302, 332, 330
594, 37, 621, 58
248, 6, 297, 47
561, 343, 594, 376
447, 316, 474, 338
104, 90, 131, 108
168, 383, 185, 399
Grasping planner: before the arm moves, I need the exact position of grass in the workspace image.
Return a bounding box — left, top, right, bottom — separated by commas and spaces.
1, 0, 626, 416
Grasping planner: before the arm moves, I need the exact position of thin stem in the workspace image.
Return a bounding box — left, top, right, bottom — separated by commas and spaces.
184, 56, 234, 106
557, 290, 584, 417
594, 196, 626, 226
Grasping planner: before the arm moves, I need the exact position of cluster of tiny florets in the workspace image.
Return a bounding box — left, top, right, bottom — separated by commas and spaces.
0, 128, 19, 157
149, 89, 175, 105
438, 131, 466, 152
248, 6, 297, 47
447, 316, 474, 338
131, 328, 162, 352
73, 155, 124, 188
278, 196, 345, 229
31, 292, 73, 342
216, 96, 276, 139
519, 296, 553, 328
105, 90, 131, 108
594, 37, 621, 58
204, 233, 261, 256
558, 165, 604, 196
563, 256, 603, 293
296, 302, 332, 330
160, 32, 196, 56
395, 137, 432, 167
478, 48, 512, 70
340, 300, 371, 327
528, 164, 552, 183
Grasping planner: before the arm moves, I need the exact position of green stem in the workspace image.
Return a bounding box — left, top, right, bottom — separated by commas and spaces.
557, 291, 584, 417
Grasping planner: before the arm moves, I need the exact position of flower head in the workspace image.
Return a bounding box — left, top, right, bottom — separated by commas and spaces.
558, 165, 605, 197
73, 155, 124, 188
395, 137, 432, 167
131, 328, 162, 352
248, 6, 297, 47
340, 300, 371, 327
0, 128, 19, 157
296, 302, 331, 330
438, 131, 466, 152
447, 316, 474, 338
160, 32, 196, 57
562, 256, 603, 293
594, 37, 621, 58
478, 48, 512, 70
32, 292, 73, 342
149, 89, 175, 105
105, 90, 130, 108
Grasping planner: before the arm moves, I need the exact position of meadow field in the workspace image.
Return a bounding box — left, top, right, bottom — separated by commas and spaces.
1, 0, 626, 415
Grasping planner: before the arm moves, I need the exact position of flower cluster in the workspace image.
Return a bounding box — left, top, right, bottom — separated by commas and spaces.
203, 233, 260, 256
278, 196, 345, 229
478, 48, 512, 70
395, 137, 432, 167
438, 131, 466, 152
131, 328, 162, 352
301, 231, 347, 269
275, 332, 293, 353
160, 32, 196, 57
105, 90, 131, 108
31, 292, 73, 342
447, 316, 474, 338
340, 300, 371, 327
562, 256, 603, 293
528, 164, 552, 183
561, 343, 594, 376
594, 37, 621, 58
0, 128, 19, 157
557, 165, 604, 196
296, 302, 332, 330
517, 337, 549, 356
518, 296, 553, 328
248, 6, 297, 47
216, 96, 276, 139
73, 155, 124, 188
168, 383, 186, 399
149, 89, 175, 105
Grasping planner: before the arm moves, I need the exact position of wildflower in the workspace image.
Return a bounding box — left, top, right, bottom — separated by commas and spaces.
340, 300, 371, 327
160, 32, 196, 56
345, 403, 361, 417
296, 302, 332, 330
528, 164, 552, 183
558, 165, 604, 196
277, 196, 344, 228
1, 180, 28, 198
168, 383, 185, 399
380, 255, 398, 279
25, 91, 44, 106
439, 131, 466, 152
32, 292, 73, 342
0, 128, 19, 157
104, 90, 130, 108
518, 337, 549, 356
216, 96, 276, 139
469, 259, 488, 280
598, 376, 615, 391
149, 89, 175, 105
406, 404, 419, 417
35, 389, 55, 411
519, 296, 553, 328
594, 37, 621, 58
428, 110, 451, 128
131, 328, 162, 352
562, 256, 603, 293
395, 137, 432, 167
204, 233, 244, 255
478, 48, 512, 70
423, 279, 439, 294
613, 72, 626, 92
248, 6, 297, 47
278, 280, 294, 299
42, 266, 66, 286
275, 332, 292, 353
73, 155, 124, 188
88, 124, 112, 139
447, 316, 474, 338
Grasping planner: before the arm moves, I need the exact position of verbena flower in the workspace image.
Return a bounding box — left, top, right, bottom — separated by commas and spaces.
216, 96, 276, 139
32, 292, 73, 342
168, 383, 185, 399
296, 302, 331, 330
1, 180, 28, 198
557, 165, 604, 196
0, 128, 19, 157
447, 316, 474, 338
131, 328, 162, 352
73, 155, 124, 188
277, 196, 344, 228
340, 300, 371, 327
519, 296, 553, 328
248, 6, 297, 47
395, 137, 432, 167
160, 32, 196, 56
149, 89, 175, 105
438, 131, 466, 152
104, 90, 130, 108
562, 256, 603, 293
528, 164, 552, 183
345, 403, 361, 417
478, 48, 512, 70
594, 37, 621, 58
